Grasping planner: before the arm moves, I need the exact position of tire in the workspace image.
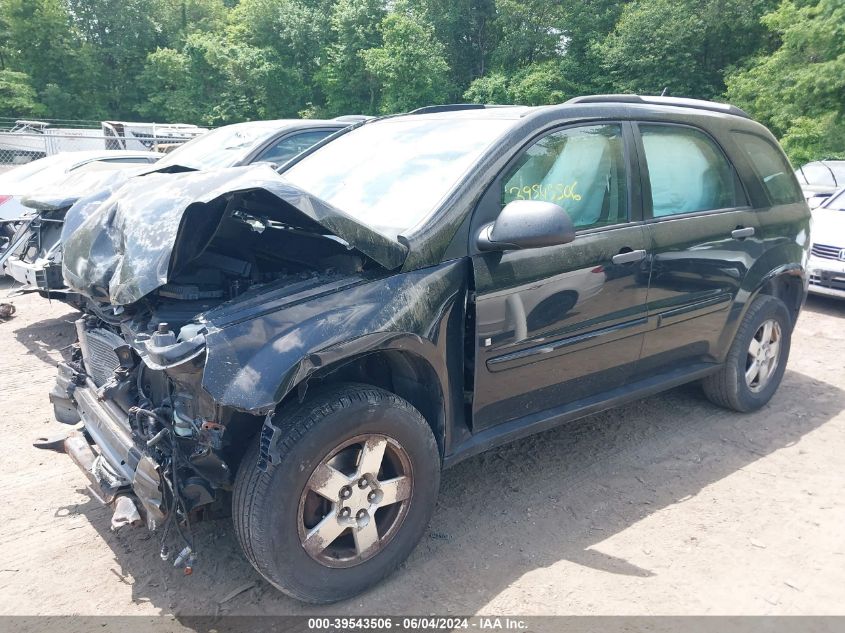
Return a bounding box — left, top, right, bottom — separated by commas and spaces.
702, 295, 792, 412
232, 383, 440, 603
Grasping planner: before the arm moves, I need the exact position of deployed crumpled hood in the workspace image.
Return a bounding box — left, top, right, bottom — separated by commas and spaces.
61, 164, 407, 305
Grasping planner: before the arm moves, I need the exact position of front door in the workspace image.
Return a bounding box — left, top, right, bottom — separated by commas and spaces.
471, 123, 651, 430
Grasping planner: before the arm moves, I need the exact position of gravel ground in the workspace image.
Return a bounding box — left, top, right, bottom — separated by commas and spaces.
0, 281, 843, 618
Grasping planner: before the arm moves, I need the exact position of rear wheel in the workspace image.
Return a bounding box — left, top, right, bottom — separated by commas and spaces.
232, 383, 440, 603
702, 295, 792, 412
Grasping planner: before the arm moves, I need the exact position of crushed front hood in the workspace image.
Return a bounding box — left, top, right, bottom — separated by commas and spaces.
61, 164, 408, 305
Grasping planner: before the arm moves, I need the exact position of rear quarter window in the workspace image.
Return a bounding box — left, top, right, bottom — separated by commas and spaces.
733, 132, 803, 206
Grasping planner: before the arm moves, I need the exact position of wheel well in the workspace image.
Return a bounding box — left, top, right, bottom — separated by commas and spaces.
294, 351, 447, 458
759, 273, 803, 328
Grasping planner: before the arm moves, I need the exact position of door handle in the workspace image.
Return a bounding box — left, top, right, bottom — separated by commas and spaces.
731, 227, 755, 240
611, 249, 647, 265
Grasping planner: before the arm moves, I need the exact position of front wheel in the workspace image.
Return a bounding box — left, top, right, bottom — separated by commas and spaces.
232, 383, 440, 603
702, 295, 792, 412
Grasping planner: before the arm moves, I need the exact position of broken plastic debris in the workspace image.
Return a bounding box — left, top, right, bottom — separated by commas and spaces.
110, 495, 142, 531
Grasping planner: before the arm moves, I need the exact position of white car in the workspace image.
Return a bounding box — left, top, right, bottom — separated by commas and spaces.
0, 150, 160, 225
808, 187, 845, 299
795, 160, 845, 209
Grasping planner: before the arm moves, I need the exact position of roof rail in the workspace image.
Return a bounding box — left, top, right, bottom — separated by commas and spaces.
565, 94, 751, 119
409, 104, 490, 115
332, 115, 374, 123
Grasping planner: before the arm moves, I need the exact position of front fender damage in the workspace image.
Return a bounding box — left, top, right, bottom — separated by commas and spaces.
197, 259, 468, 415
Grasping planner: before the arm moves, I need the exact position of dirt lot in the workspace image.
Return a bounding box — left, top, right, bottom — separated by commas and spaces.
0, 282, 844, 618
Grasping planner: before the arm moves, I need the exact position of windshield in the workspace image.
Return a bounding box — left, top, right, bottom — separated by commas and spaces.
797, 161, 845, 187
156, 123, 278, 170
282, 117, 515, 238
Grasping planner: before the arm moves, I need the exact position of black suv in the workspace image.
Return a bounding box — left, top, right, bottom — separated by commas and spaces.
50, 96, 810, 603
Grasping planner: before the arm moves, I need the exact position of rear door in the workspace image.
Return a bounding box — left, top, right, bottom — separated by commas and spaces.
470, 122, 652, 430
634, 122, 761, 375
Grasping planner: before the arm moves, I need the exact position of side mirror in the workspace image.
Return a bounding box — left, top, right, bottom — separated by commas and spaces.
477, 200, 576, 252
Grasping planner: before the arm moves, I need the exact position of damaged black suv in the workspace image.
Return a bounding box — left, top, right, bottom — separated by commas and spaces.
50, 96, 810, 603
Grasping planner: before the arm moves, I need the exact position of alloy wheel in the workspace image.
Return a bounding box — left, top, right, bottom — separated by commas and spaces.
745, 318, 782, 393
297, 434, 413, 568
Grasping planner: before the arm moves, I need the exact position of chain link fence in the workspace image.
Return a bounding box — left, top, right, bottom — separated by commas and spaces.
0, 131, 196, 170
0, 120, 207, 173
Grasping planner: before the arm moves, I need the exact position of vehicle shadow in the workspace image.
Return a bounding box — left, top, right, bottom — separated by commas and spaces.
58, 367, 844, 621
11, 308, 78, 366
803, 294, 845, 318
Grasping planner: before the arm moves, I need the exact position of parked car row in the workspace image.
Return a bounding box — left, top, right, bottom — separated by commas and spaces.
3, 97, 815, 604
0, 116, 367, 304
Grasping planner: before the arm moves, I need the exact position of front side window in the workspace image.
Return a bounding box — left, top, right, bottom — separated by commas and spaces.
641, 124, 744, 217
501, 124, 628, 230
733, 132, 804, 206
255, 129, 335, 165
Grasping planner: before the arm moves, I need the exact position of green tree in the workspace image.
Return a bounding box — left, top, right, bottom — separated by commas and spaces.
463, 70, 511, 103
464, 0, 627, 106
558, 0, 631, 95
66, 0, 163, 118
229, 0, 332, 85
317, 0, 386, 115
138, 47, 205, 123
597, 0, 777, 99
726, 0, 845, 163
3, 0, 97, 117
0, 70, 44, 116
150, 0, 229, 43
361, 10, 450, 113
139, 33, 306, 125
491, 0, 567, 72
464, 61, 578, 106
406, 0, 498, 100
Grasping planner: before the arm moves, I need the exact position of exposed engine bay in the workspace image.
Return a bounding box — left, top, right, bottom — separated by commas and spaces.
53, 193, 377, 570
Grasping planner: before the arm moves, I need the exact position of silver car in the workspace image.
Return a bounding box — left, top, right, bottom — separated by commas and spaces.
0, 150, 160, 226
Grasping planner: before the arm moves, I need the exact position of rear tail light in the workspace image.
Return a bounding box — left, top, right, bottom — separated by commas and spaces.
0, 195, 10, 206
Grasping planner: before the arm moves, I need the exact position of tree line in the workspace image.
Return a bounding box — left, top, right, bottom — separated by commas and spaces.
0, 0, 842, 163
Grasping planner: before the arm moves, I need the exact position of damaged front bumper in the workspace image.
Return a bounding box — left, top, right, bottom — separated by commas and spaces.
50, 361, 167, 526
4, 254, 63, 292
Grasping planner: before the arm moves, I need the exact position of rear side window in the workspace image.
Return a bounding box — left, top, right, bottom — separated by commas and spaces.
734, 133, 803, 205
501, 124, 628, 230
640, 124, 745, 217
